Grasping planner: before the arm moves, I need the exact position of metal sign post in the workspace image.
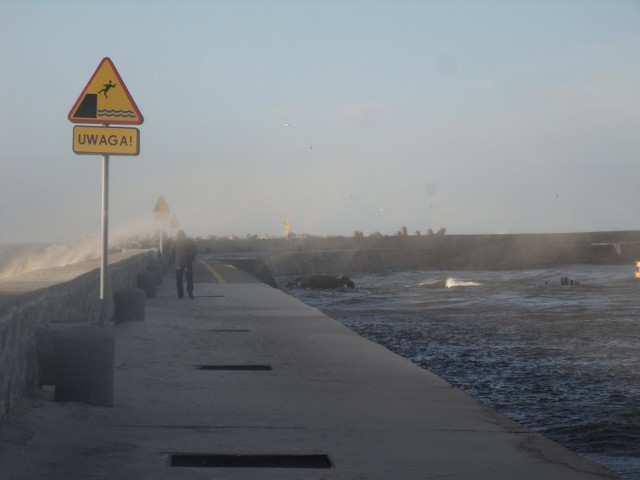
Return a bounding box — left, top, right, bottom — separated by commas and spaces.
152, 196, 171, 258
100, 149, 110, 325
69, 57, 143, 327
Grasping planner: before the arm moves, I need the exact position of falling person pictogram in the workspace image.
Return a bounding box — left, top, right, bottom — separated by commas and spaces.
98, 81, 117, 98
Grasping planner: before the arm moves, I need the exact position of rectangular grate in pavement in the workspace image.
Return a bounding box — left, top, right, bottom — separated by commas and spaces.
194, 365, 272, 371
169, 453, 333, 469
208, 329, 250, 332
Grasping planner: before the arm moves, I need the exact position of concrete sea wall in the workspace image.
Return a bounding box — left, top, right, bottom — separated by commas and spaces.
0, 252, 152, 420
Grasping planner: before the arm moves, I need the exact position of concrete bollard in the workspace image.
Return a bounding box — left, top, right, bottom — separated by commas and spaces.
136, 271, 157, 298
113, 287, 145, 324
37, 323, 78, 387
147, 263, 164, 285
54, 325, 115, 407
154, 259, 169, 274
37, 330, 56, 387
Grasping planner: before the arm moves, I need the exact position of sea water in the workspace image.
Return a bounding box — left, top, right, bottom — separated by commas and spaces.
283, 265, 640, 479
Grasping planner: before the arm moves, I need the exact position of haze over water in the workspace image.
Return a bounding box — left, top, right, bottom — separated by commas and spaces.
2, 1, 640, 243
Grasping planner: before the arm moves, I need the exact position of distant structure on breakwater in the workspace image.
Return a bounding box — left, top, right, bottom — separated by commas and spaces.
195, 231, 640, 277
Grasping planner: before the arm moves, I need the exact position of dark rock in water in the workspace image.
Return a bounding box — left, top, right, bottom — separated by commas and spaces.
289, 274, 355, 289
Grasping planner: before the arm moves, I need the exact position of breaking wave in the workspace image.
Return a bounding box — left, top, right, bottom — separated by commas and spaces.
0, 228, 156, 280
0, 238, 101, 279
417, 277, 482, 288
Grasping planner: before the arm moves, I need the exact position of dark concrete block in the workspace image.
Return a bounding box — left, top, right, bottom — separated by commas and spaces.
113, 286, 145, 324
147, 263, 164, 285
136, 271, 157, 298
54, 326, 114, 407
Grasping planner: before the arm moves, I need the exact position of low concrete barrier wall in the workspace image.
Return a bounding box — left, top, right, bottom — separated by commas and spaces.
0, 252, 152, 420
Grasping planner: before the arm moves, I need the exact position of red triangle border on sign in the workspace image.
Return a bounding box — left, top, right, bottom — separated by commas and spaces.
68, 57, 144, 125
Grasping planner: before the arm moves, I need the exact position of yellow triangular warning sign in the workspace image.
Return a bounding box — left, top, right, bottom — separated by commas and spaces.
68, 57, 143, 125
153, 196, 171, 220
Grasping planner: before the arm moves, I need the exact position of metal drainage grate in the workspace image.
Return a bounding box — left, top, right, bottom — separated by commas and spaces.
169, 453, 332, 469
208, 329, 250, 332
195, 365, 272, 371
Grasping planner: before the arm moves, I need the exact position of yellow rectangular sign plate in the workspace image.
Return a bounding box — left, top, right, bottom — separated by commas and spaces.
73, 126, 140, 155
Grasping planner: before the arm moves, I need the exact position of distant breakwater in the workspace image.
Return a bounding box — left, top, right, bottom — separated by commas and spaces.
199, 231, 640, 278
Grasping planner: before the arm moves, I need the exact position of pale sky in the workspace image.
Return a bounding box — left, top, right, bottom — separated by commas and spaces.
1, 0, 640, 243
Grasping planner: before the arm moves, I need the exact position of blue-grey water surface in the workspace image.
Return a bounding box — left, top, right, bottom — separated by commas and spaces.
283, 265, 640, 479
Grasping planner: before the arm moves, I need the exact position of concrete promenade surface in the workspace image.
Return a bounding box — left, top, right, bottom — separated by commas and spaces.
0, 259, 617, 479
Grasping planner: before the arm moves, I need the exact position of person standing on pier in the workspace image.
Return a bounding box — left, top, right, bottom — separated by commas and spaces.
170, 230, 197, 299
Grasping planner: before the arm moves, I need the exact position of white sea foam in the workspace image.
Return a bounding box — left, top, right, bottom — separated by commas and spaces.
0, 238, 101, 279
417, 278, 482, 288
0, 227, 156, 280
445, 277, 481, 288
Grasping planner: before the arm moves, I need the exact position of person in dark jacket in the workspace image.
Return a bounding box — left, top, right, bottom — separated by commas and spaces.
170, 230, 197, 299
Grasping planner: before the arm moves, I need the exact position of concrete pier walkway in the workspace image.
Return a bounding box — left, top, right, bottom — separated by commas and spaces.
0, 258, 617, 479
